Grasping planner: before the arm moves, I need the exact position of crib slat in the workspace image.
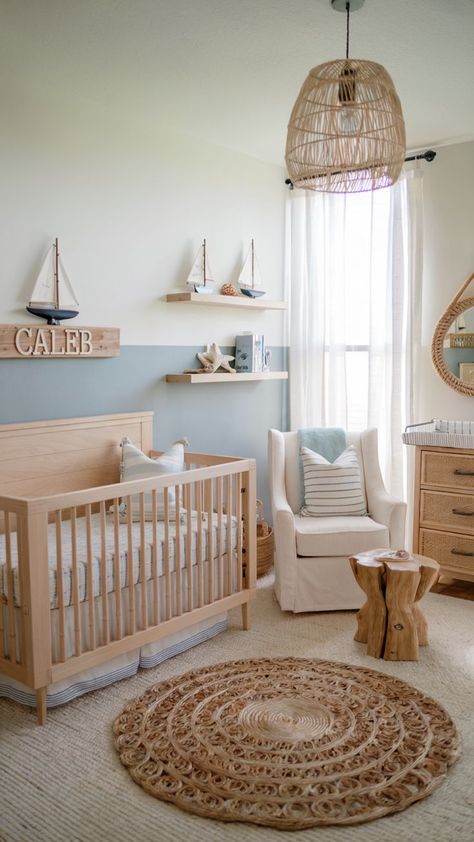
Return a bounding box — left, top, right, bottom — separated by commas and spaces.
0, 514, 5, 660
0, 611, 4, 662
113, 498, 122, 641
85, 504, 96, 651
225, 473, 232, 597
185, 484, 193, 612
175, 484, 182, 616
4, 512, 17, 663
217, 475, 223, 600
126, 497, 136, 635
151, 490, 160, 626
206, 479, 214, 604
163, 487, 171, 620
0, 573, 4, 659
55, 510, 66, 662
236, 472, 243, 592
99, 501, 109, 645
70, 508, 82, 656
196, 480, 204, 607
139, 493, 148, 630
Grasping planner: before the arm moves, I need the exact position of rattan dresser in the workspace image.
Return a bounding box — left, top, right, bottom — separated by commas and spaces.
413, 445, 474, 583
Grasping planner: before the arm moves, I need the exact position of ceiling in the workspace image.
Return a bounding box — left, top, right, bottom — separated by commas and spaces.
2, 0, 474, 165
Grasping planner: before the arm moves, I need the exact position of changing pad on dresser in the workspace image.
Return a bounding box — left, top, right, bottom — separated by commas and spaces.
402, 419, 474, 449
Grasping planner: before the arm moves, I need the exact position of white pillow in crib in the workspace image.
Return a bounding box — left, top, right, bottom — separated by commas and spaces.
120, 437, 188, 521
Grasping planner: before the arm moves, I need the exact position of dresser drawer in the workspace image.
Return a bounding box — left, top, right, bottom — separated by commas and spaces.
421, 450, 474, 491
419, 528, 474, 577
420, 490, 474, 534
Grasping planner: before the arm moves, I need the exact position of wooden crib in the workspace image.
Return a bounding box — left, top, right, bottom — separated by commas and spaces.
0, 411, 256, 724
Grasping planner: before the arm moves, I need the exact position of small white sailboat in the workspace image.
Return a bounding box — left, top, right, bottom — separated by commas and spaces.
238, 239, 266, 298
186, 239, 215, 295
27, 238, 79, 325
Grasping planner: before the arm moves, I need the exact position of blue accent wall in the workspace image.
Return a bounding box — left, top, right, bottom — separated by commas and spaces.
444, 347, 474, 377
0, 346, 288, 518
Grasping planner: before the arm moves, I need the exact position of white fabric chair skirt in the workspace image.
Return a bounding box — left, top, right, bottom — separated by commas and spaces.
283, 557, 365, 613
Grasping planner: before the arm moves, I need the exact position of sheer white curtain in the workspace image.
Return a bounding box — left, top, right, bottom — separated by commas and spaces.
285, 168, 423, 498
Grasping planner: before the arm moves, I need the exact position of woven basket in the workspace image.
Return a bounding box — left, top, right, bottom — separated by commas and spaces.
256, 500, 274, 577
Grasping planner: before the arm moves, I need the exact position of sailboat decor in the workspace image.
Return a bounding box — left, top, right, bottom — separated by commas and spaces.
27, 238, 79, 325
0, 237, 120, 359
186, 239, 215, 295
238, 240, 266, 298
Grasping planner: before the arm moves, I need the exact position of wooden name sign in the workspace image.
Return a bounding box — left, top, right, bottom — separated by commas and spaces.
0, 325, 120, 358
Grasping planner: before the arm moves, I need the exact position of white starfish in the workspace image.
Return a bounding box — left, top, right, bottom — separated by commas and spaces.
197, 342, 235, 373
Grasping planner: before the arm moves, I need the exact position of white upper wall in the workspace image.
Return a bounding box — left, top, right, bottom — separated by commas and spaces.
0, 76, 286, 346
418, 140, 474, 420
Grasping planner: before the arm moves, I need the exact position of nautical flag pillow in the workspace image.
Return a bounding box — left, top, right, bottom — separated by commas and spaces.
120, 437, 188, 521
300, 445, 367, 517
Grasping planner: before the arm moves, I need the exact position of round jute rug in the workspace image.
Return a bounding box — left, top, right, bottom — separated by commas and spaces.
112, 657, 460, 829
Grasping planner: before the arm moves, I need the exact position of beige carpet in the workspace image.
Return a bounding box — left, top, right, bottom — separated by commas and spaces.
0, 580, 473, 842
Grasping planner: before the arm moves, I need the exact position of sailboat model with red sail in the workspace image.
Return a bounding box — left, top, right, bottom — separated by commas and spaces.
27, 238, 79, 325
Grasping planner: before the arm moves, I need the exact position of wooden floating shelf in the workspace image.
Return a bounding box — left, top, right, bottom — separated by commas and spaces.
166, 371, 288, 384
165, 292, 287, 310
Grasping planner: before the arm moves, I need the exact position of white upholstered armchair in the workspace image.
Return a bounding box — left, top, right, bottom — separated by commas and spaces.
268, 429, 406, 612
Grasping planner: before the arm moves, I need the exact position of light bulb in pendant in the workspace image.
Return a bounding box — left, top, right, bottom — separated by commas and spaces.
337, 104, 363, 133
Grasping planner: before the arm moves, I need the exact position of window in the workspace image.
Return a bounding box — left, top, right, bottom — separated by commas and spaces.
286, 170, 422, 496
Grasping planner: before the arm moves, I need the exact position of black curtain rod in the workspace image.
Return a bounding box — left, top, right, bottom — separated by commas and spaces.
405, 149, 436, 163
285, 149, 437, 189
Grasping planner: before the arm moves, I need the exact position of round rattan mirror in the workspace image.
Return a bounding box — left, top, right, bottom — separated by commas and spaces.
432, 273, 474, 397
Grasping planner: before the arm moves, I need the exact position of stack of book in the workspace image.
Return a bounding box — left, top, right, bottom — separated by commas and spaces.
235, 333, 266, 373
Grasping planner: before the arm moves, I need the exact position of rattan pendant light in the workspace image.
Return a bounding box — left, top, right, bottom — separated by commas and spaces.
285, 0, 406, 193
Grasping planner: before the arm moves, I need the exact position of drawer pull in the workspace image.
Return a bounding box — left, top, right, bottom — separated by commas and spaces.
451, 548, 474, 557
453, 468, 474, 476
452, 508, 474, 516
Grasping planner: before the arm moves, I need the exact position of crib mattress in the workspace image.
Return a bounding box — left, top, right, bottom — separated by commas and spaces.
0, 512, 238, 610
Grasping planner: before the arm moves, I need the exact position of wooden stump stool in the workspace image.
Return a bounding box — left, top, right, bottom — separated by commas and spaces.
349, 550, 440, 661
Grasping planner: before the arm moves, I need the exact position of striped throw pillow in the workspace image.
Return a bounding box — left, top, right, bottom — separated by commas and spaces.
300, 445, 367, 517
120, 437, 188, 521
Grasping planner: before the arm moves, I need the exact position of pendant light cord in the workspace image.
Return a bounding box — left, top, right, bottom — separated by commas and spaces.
346, 2, 350, 59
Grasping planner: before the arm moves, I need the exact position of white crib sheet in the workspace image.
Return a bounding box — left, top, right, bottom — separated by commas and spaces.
0, 512, 238, 609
